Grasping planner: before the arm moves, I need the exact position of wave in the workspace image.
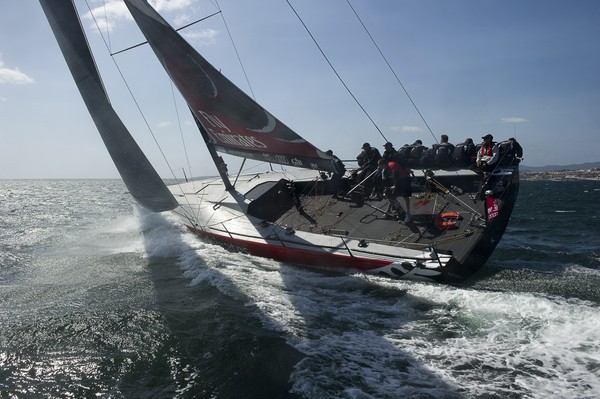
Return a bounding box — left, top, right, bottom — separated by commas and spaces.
128, 210, 600, 398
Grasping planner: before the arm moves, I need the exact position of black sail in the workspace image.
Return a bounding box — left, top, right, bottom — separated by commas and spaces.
39, 0, 178, 212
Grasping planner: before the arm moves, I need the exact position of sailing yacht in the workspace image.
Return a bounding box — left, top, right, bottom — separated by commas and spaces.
40, 0, 521, 282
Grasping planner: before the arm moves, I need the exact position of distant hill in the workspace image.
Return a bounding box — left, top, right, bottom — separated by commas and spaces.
521, 161, 600, 172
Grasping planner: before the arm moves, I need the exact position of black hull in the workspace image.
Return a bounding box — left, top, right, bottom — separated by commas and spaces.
437, 168, 520, 282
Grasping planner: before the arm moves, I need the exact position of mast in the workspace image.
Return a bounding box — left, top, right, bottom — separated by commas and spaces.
192, 114, 233, 190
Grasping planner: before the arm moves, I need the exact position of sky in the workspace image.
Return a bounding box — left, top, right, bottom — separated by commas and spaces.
1, 0, 599, 179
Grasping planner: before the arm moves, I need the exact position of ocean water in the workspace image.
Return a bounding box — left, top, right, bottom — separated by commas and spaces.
1, 179, 599, 398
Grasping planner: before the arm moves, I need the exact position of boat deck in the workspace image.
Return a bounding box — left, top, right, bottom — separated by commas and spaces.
272, 182, 489, 264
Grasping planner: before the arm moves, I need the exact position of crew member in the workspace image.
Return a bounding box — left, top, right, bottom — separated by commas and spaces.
326, 149, 346, 198
382, 142, 398, 162
384, 159, 413, 223
476, 134, 499, 170
356, 143, 381, 197
435, 134, 455, 168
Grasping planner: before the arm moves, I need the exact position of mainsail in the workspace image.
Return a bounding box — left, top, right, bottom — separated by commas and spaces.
39, 0, 178, 212
123, 0, 335, 173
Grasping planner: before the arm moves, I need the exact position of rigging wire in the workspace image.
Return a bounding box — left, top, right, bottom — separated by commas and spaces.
109, 10, 222, 56
344, 1, 475, 186
285, 0, 389, 143
345, 0, 437, 144
169, 81, 194, 185
213, 0, 262, 175
214, 0, 256, 100
102, 0, 111, 52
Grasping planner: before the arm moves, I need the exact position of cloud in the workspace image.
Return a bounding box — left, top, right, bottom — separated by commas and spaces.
0, 56, 34, 85
151, 0, 194, 12
83, 0, 131, 33
173, 13, 193, 26
390, 125, 423, 133
501, 117, 529, 124
156, 121, 172, 128
83, 0, 196, 33
182, 29, 218, 45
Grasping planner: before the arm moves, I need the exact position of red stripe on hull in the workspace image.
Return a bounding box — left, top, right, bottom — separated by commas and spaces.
187, 226, 393, 271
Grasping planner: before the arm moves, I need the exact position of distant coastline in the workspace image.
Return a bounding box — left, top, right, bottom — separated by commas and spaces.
521, 168, 600, 181
519, 161, 600, 181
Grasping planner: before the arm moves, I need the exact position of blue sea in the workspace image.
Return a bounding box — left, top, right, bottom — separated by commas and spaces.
1, 179, 599, 398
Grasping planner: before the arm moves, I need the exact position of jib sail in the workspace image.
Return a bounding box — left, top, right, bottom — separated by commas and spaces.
123, 0, 334, 173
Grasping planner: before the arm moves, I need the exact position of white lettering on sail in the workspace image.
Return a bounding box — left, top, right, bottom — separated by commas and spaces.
207, 129, 267, 149
199, 110, 267, 149
198, 110, 231, 132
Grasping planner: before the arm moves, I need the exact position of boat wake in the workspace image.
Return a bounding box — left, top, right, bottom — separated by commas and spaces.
133, 210, 600, 398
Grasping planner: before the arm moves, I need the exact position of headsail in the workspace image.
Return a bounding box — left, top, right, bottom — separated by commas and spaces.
40, 0, 178, 212
123, 0, 335, 173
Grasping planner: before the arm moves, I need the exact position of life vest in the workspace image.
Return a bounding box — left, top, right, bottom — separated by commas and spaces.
419, 147, 435, 168
398, 145, 413, 160
434, 144, 453, 167
452, 142, 475, 165
480, 145, 494, 157
497, 139, 523, 166
434, 212, 462, 230
382, 149, 398, 162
